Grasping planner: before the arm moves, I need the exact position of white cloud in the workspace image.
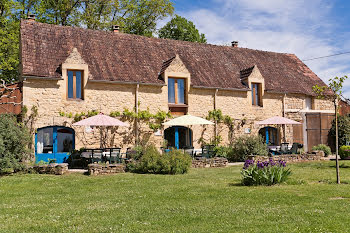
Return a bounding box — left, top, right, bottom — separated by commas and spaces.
176, 0, 350, 98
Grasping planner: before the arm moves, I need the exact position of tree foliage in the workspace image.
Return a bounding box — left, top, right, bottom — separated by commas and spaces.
329, 114, 350, 147
158, 14, 206, 43
0, 0, 174, 83
0, 114, 31, 174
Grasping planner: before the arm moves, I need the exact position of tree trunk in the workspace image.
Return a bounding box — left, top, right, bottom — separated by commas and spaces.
335, 100, 340, 184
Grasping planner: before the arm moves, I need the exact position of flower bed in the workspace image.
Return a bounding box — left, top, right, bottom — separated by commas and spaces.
241, 158, 291, 186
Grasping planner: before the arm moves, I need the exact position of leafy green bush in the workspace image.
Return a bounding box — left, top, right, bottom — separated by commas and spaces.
214, 146, 233, 158
339, 146, 350, 159
329, 115, 350, 147
312, 144, 331, 157
0, 114, 31, 174
127, 145, 191, 174
228, 135, 268, 162
241, 159, 291, 186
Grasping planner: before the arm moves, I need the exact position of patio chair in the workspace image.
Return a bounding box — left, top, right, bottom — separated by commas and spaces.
91, 149, 103, 163
201, 145, 215, 158
108, 147, 121, 163
279, 143, 290, 154
183, 146, 195, 157
289, 143, 299, 154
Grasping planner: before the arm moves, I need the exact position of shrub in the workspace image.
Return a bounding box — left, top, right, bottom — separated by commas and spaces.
228, 135, 268, 162
329, 115, 350, 147
127, 145, 192, 174
339, 146, 350, 159
0, 114, 31, 175
214, 146, 233, 158
312, 144, 331, 157
241, 158, 291, 186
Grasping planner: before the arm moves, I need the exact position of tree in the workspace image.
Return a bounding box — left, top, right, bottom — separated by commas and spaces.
0, 0, 174, 83
0, 0, 20, 83
158, 14, 207, 43
313, 75, 348, 184
329, 114, 350, 148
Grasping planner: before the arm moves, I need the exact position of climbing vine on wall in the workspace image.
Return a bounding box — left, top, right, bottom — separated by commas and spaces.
205, 109, 242, 146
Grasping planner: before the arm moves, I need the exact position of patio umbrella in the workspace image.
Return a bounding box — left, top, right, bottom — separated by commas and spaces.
255, 116, 301, 144
162, 114, 214, 126
162, 114, 214, 149
73, 113, 129, 148
255, 116, 301, 125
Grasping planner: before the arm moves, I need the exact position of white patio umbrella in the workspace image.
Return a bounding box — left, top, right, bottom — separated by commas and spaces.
73, 113, 129, 148
162, 114, 214, 126
162, 114, 214, 149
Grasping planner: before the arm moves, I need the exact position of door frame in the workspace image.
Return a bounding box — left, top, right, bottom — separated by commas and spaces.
35, 126, 75, 163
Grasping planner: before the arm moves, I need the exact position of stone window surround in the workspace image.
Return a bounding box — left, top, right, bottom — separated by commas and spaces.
61, 63, 88, 101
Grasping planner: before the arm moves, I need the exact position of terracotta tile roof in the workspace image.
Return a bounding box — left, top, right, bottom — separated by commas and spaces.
20, 20, 327, 95
240, 66, 255, 80
158, 56, 176, 77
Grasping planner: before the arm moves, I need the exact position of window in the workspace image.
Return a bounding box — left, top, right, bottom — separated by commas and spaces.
67, 70, 83, 99
251, 83, 262, 106
168, 78, 185, 104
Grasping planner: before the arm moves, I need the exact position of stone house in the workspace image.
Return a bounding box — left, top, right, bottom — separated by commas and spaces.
17, 19, 335, 163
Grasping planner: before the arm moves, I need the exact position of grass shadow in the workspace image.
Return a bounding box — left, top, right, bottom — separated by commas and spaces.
329, 163, 350, 169
228, 182, 243, 187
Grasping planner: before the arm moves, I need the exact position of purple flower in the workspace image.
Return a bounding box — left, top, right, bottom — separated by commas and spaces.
257, 161, 264, 169
243, 159, 254, 169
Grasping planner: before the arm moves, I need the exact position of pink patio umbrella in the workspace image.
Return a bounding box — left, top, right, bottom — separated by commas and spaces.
256, 116, 301, 145
73, 113, 129, 148
255, 116, 301, 125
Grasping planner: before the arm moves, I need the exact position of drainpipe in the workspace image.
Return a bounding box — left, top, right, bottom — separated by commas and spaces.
135, 83, 139, 145
214, 89, 218, 139
282, 94, 286, 142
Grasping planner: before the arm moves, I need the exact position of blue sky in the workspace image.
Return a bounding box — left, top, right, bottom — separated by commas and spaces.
161, 0, 350, 98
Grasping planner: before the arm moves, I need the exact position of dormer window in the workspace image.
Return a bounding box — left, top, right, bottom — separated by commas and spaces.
168, 78, 185, 104
252, 82, 262, 106
67, 70, 84, 100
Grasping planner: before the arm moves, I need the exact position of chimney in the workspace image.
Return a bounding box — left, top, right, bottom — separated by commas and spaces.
231, 41, 238, 47
112, 25, 120, 33
27, 13, 36, 21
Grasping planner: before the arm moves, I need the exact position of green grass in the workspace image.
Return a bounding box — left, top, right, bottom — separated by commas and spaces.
1, 161, 350, 232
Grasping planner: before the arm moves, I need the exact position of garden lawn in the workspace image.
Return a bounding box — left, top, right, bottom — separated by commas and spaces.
1, 161, 350, 232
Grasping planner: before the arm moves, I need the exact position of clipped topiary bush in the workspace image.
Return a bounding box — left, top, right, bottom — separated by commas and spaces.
241, 158, 291, 186
312, 144, 332, 157
0, 114, 31, 175
228, 135, 268, 162
339, 145, 350, 160
127, 145, 191, 174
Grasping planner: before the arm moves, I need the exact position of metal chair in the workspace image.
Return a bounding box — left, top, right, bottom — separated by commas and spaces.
108, 147, 121, 163
280, 143, 289, 154
91, 149, 103, 163
201, 145, 215, 158
183, 146, 195, 157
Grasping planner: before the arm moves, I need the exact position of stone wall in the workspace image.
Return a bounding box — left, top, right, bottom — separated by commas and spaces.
88, 164, 126, 175
191, 157, 228, 168
33, 163, 68, 175
23, 76, 334, 154
249, 151, 325, 163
